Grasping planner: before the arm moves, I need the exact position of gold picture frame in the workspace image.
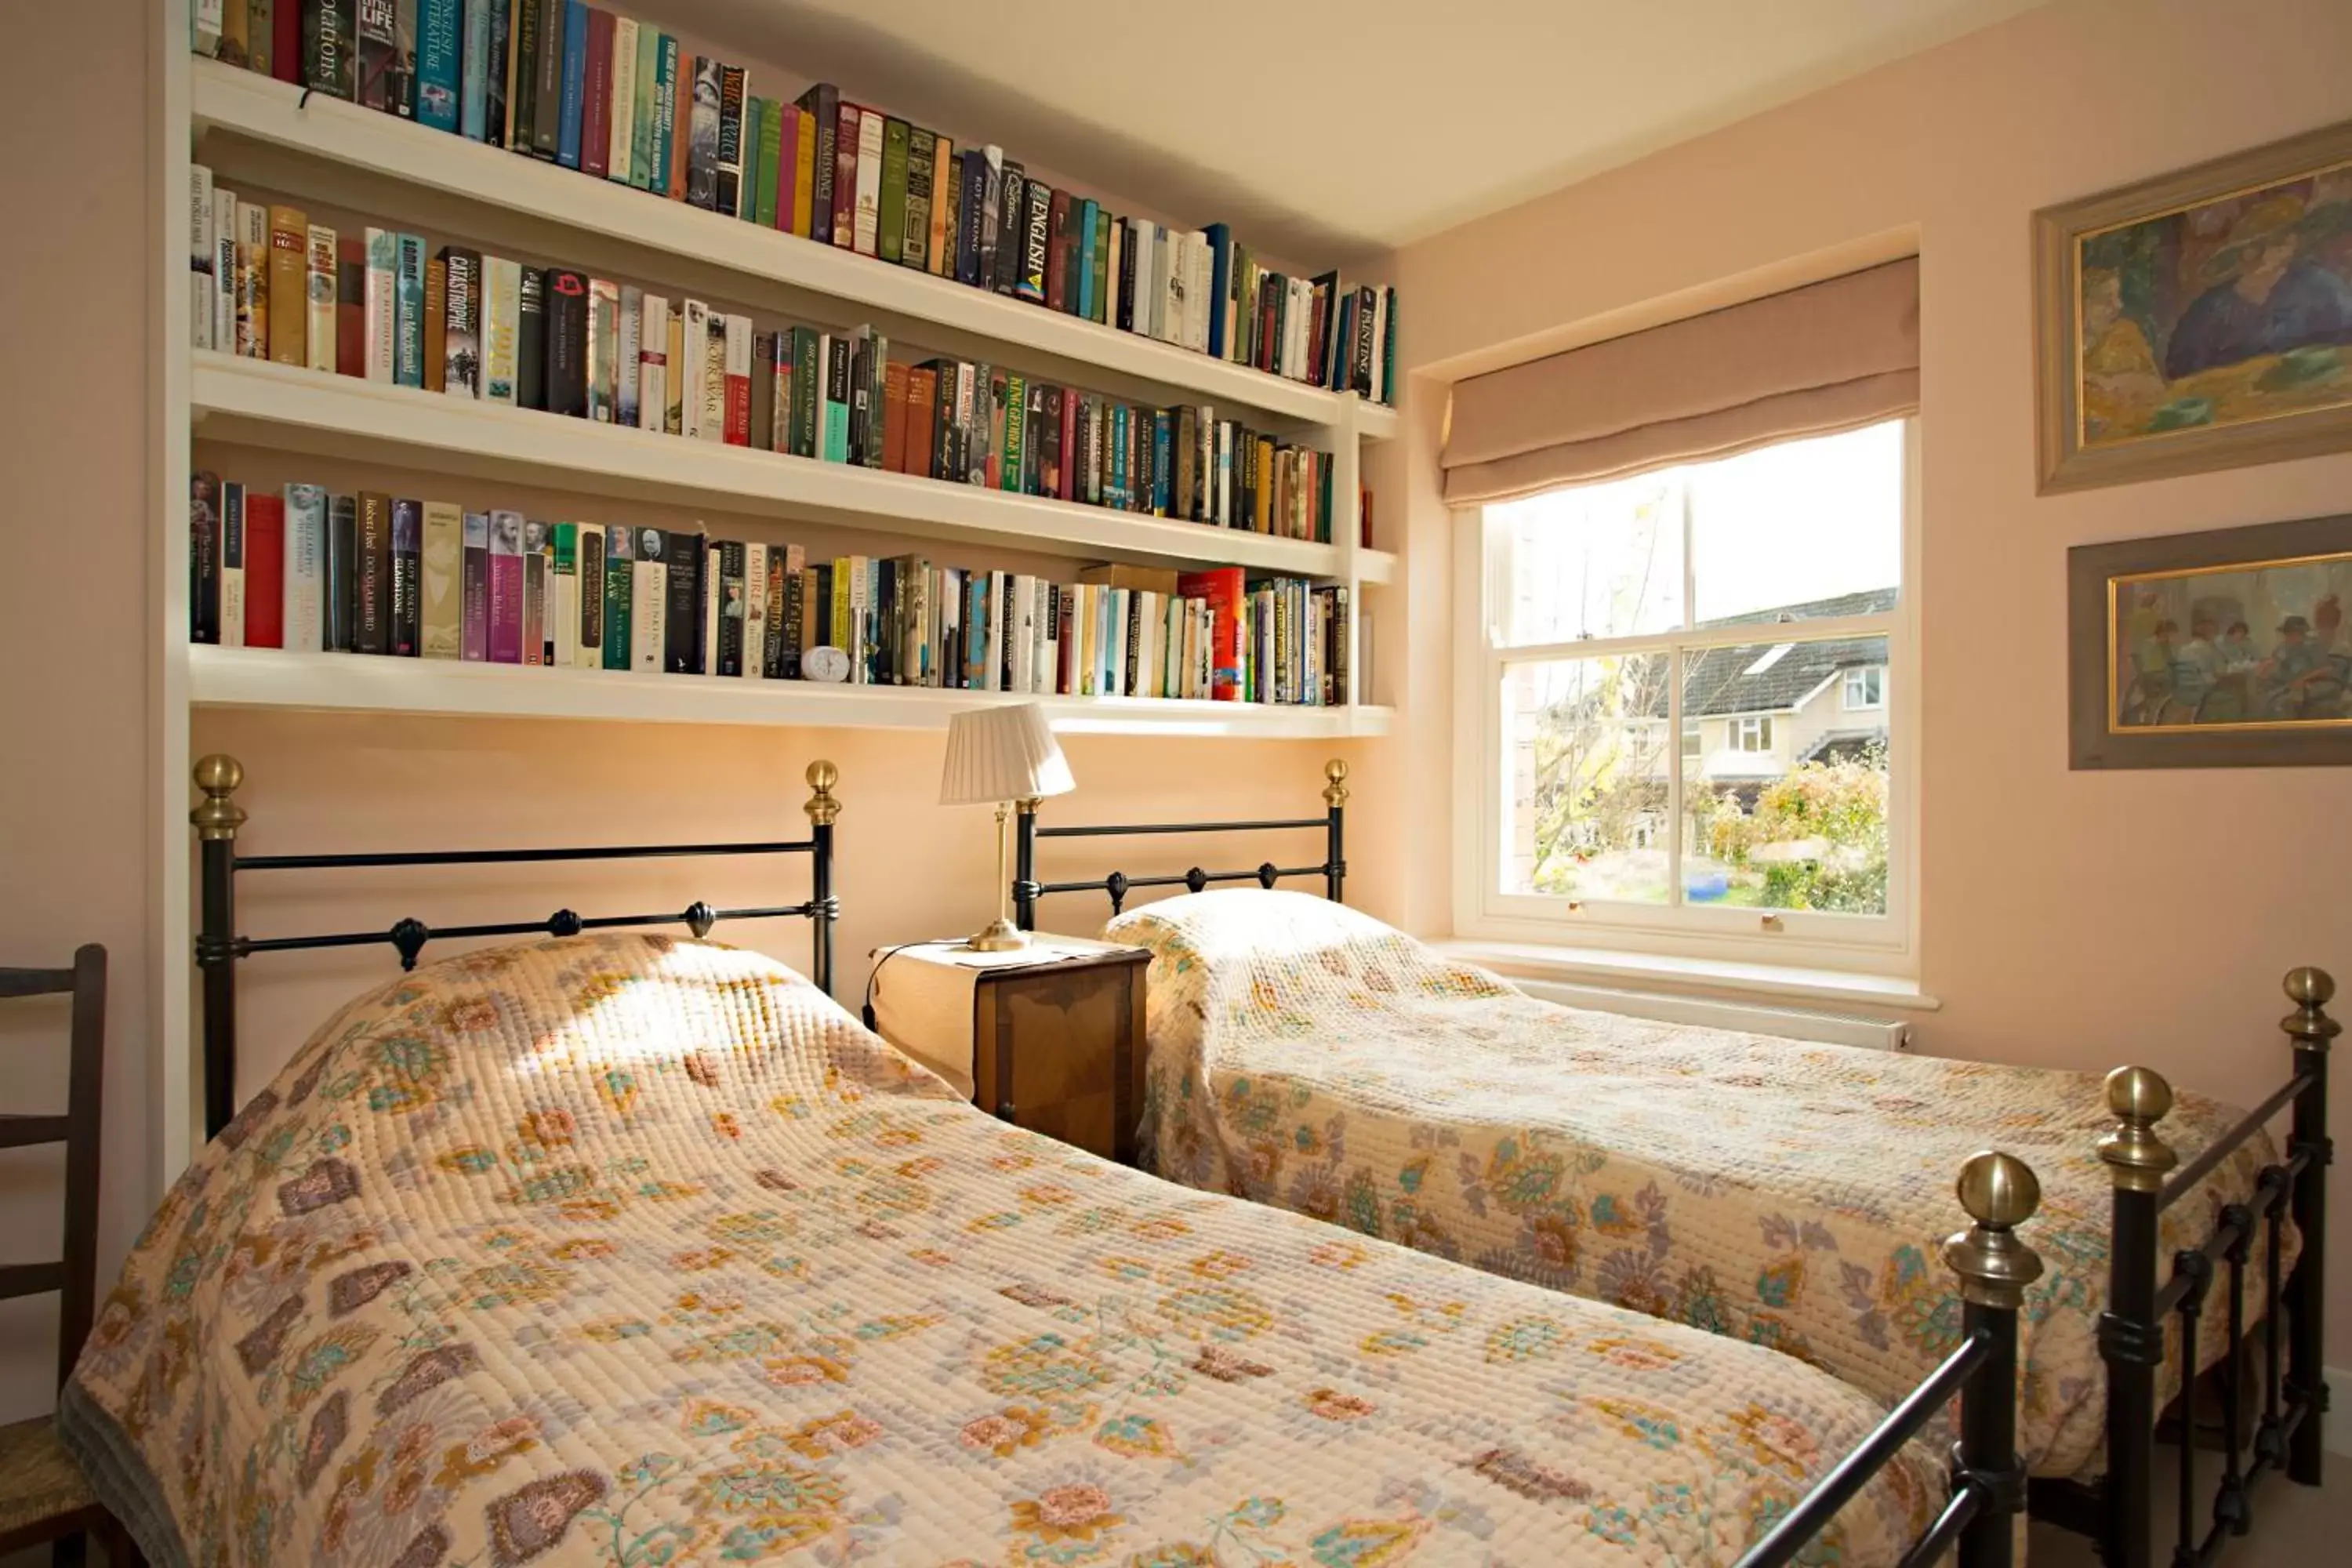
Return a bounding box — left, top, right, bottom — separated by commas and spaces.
2069, 514, 2352, 769
2034, 118, 2352, 494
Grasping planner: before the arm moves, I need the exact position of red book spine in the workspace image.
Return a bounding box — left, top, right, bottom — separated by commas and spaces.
243, 494, 286, 648
775, 107, 799, 234
881, 361, 910, 473
272, 2, 300, 83
1045, 189, 1070, 312
830, 103, 860, 249
724, 367, 750, 446
908, 367, 937, 481
336, 237, 365, 379
582, 9, 614, 180
1057, 387, 1079, 501
1177, 567, 1245, 701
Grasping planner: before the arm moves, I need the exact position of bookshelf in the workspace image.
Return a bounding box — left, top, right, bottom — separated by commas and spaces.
158, 11, 1399, 1174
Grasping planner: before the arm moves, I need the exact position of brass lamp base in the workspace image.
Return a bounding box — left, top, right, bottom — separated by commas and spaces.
963, 918, 1029, 953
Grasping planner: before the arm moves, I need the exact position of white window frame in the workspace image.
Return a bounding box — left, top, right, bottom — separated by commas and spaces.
1843, 666, 1886, 711
1450, 419, 1922, 977
1732, 715, 1774, 752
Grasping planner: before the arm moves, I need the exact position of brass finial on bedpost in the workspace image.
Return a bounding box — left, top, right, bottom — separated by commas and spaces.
1945, 1150, 2044, 1308
1323, 757, 1350, 808
803, 760, 840, 826
2099, 1065, 2177, 1192
2284, 967, 2339, 1051
191, 754, 247, 840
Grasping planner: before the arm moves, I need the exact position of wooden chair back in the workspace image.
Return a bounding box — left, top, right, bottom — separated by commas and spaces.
0, 944, 106, 1389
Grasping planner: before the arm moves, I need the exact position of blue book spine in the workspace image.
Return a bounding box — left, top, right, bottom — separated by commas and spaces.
1075, 199, 1098, 321
557, 0, 588, 169
650, 35, 680, 191
1109, 404, 1128, 510
1204, 223, 1233, 361
393, 234, 427, 388
1152, 410, 1172, 514
417, 0, 462, 132
460, 0, 490, 140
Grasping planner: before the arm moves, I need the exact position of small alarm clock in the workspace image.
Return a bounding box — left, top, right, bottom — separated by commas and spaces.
804, 644, 853, 683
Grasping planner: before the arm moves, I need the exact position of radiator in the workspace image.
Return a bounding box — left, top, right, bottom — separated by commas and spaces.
1517, 978, 1913, 1052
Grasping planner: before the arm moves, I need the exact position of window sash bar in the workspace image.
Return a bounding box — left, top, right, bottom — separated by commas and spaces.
1488, 609, 1898, 666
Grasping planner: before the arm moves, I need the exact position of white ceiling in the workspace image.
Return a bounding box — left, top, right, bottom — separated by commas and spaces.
663, 0, 2043, 264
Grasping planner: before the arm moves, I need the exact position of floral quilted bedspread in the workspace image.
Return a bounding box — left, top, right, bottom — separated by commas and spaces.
1108, 891, 2291, 1482
62, 932, 1947, 1567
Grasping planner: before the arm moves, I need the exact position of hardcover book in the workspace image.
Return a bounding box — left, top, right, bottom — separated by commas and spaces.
460, 510, 488, 660
631, 24, 660, 188
265, 207, 307, 365
234, 199, 267, 358
303, 223, 337, 373
482, 256, 520, 404
550, 521, 579, 666
283, 484, 325, 652
389, 497, 422, 655
416, 0, 459, 130
830, 102, 861, 249
603, 521, 632, 669
796, 83, 836, 245
928, 133, 955, 277
423, 257, 446, 392
221, 485, 245, 648
576, 522, 604, 668
608, 16, 638, 181
487, 510, 525, 662
392, 232, 426, 387
579, 6, 612, 177
522, 519, 549, 665
616, 284, 641, 427
1018, 179, 1050, 304
665, 528, 702, 673
754, 98, 782, 227
555, 0, 586, 168
532, 0, 565, 158
362, 227, 396, 380
544, 268, 588, 418
630, 527, 666, 673
420, 500, 463, 656
190, 474, 221, 645
356, 0, 397, 112
993, 161, 1024, 296
636, 294, 669, 431
303, 0, 357, 98
212, 188, 236, 355
588, 277, 619, 422
715, 64, 746, 217
723, 313, 752, 445
877, 116, 909, 265
355, 491, 391, 655
685, 56, 721, 209
439, 246, 480, 396
325, 493, 358, 651
460, 0, 492, 139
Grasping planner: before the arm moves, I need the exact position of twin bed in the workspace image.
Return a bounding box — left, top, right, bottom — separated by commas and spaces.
56, 753, 2332, 1567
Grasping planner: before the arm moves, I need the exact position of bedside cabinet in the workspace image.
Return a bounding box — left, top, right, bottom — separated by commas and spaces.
869, 938, 1149, 1163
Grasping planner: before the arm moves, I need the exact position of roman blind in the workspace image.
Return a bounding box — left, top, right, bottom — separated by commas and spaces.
1441, 256, 1919, 505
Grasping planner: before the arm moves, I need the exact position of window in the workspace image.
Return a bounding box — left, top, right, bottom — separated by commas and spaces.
1461, 419, 1914, 969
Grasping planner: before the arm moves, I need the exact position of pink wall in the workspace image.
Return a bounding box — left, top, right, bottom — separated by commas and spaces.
1365, 0, 2352, 1352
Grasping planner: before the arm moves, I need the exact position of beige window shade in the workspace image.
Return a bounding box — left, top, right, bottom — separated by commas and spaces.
1442, 256, 1918, 505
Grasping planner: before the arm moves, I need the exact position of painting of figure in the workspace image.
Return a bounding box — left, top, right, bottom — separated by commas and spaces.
2111, 553, 2351, 730
2038, 122, 2352, 491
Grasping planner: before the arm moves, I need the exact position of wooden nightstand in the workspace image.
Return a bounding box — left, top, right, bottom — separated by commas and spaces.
869, 938, 1149, 1163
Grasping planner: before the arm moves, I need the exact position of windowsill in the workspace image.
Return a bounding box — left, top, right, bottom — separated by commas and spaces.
1436, 938, 1940, 1013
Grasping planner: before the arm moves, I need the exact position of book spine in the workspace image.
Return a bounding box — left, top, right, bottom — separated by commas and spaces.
587, 276, 619, 422
877, 115, 909, 265
479, 256, 518, 404
358, 228, 393, 381
993, 161, 1024, 296
355, 491, 390, 654
303, 224, 337, 372
460, 0, 491, 139
681, 56, 719, 209
219, 483, 245, 648
531, 0, 564, 158
798, 84, 837, 245
902, 125, 934, 271
416, 0, 459, 131
742, 541, 768, 677
212, 189, 237, 355
575, 524, 603, 668
389, 497, 422, 655
392, 231, 426, 386
630, 24, 659, 187
664, 307, 684, 432
356, 0, 394, 111
423, 256, 445, 391
700, 310, 729, 441
487, 510, 524, 662
234, 199, 267, 358
460, 511, 488, 660
325, 492, 358, 650
663, 528, 702, 673
606, 16, 637, 181
1044, 187, 1069, 311
602, 522, 632, 670
554, 0, 586, 167
420, 499, 462, 656
826, 100, 859, 249
439, 245, 479, 396
677, 297, 708, 439
716, 64, 746, 217
485, 0, 510, 144
544, 267, 587, 417
636, 293, 668, 430
713, 539, 744, 675
851, 105, 882, 256
281, 484, 325, 652
723, 313, 752, 445
579, 5, 612, 176
303, 0, 357, 98
187, 165, 213, 353
522, 519, 548, 665
1018, 178, 1049, 305
755, 98, 782, 227
616, 285, 641, 427
190, 474, 221, 646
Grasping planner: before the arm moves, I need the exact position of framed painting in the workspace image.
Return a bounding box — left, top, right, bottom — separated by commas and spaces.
2069, 513, 2352, 769
2035, 118, 2352, 493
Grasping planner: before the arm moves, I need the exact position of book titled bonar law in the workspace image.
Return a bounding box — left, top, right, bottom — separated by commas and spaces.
419, 500, 463, 657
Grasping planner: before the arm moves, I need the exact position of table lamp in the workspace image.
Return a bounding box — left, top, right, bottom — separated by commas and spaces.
939, 702, 1075, 951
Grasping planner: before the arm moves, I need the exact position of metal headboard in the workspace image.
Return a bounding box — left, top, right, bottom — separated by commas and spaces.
1011, 758, 1348, 929
189, 753, 842, 1139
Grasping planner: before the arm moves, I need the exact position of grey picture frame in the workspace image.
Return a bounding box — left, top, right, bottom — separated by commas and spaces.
2068, 513, 2352, 769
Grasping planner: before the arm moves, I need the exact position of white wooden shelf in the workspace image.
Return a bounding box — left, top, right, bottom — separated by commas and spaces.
191, 59, 1399, 442
189, 645, 1394, 739
194, 353, 1396, 583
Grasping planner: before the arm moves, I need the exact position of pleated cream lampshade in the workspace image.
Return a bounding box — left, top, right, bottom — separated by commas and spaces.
938, 703, 1076, 806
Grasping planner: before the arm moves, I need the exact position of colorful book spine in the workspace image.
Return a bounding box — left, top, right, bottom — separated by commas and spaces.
303, 224, 337, 373
579, 5, 613, 179
877, 115, 909, 265
608, 15, 638, 183
544, 267, 587, 417
219, 482, 245, 648
587, 276, 619, 422
575, 523, 604, 669
531, 0, 564, 158
354, 491, 389, 654
852, 106, 883, 256
485, 0, 510, 143
754, 97, 782, 228
420, 500, 462, 656
438, 245, 479, 396
616, 284, 641, 428
459, 0, 491, 139
550, 521, 579, 666
325, 493, 357, 650
416, 0, 459, 131
555, 0, 587, 169
241, 492, 283, 650
482, 256, 520, 404
723, 313, 752, 445
603, 521, 632, 669
460, 510, 489, 660
487, 509, 524, 662
684, 56, 720, 209
649, 34, 679, 194
391, 231, 426, 386
303, 0, 356, 98
522, 519, 548, 665
716, 64, 746, 217
389, 497, 422, 655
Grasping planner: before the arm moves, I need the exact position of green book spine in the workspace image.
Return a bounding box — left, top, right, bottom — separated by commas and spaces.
510, 0, 540, 154
629, 24, 657, 189
1000, 373, 1026, 492
789, 326, 818, 458
1090, 209, 1112, 325
601, 523, 631, 669
649, 35, 679, 196
755, 100, 782, 227
877, 117, 910, 265
739, 96, 766, 223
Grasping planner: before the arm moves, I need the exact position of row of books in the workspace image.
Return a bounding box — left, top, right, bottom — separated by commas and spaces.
192, 2, 1399, 400
192, 175, 1357, 541
189, 474, 1356, 706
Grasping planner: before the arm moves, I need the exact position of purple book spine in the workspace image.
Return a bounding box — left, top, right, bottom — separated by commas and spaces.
461, 510, 490, 660
488, 508, 524, 663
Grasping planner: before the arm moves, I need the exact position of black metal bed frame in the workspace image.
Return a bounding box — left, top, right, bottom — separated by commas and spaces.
187, 753, 844, 1141
1011, 757, 1348, 930
1009, 760, 2336, 1568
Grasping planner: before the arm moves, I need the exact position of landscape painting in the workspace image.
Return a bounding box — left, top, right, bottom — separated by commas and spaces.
2037, 120, 2352, 491
2070, 514, 2352, 769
